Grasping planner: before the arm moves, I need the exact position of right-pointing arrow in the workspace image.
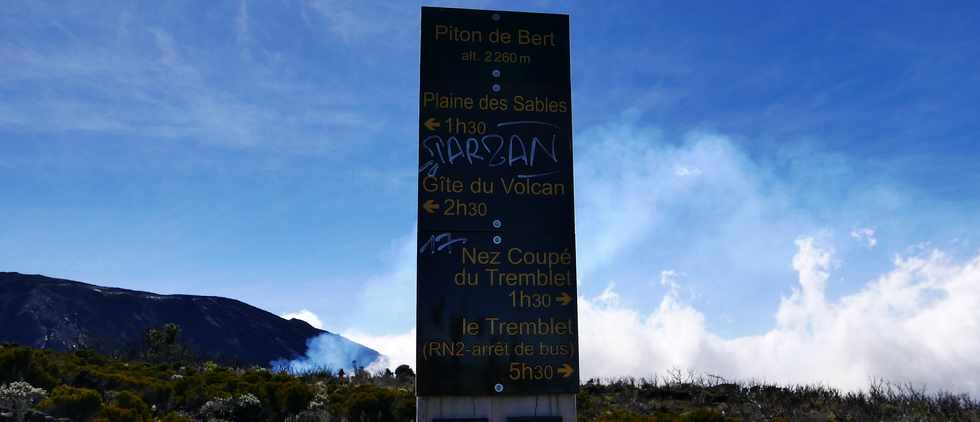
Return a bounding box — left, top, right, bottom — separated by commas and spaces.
557, 363, 575, 378
556, 292, 573, 306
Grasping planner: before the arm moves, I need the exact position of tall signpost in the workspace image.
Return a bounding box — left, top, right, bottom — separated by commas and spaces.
417, 6, 578, 422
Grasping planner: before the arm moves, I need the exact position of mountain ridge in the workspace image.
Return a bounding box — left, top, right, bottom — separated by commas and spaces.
0, 272, 378, 368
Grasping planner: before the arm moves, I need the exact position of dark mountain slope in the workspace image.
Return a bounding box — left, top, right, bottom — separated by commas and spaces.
0, 272, 378, 367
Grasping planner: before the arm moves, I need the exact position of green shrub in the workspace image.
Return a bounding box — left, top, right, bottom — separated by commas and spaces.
255, 380, 315, 418
139, 323, 192, 364
75, 349, 109, 366
109, 391, 151, 420
591, 409, 659, 422
72, 367, 104, 391
171, 376, 214, 410
40, 385, 104, 421
0, 347, 58, 389
158, 412, 194, 422
140, 380, 173, 409
281, 382, 315, 416
101, 371, 151, 392
95, 405, 143, 422
677, 409, 729, 422
230, 392, 264, 422
200, 393, 263, 422
391, 393, 416, 421
347, 385, 402, 422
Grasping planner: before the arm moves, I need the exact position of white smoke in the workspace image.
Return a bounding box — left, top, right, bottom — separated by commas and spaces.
271, 331, 381, 373
343, 329, 417, 372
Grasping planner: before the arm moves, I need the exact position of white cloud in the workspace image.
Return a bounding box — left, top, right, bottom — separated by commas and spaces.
314, 228, 418, 372
579, 238, 980, 396
659, 270, 682, 293
235, 0, 250, 45
572, 123, 802, 285
595, 282, 621, 306
345, 238, 980, 396
674, 166, 702, 176
280, 309, 324, 329
343, 329, 417, 371
338, 119, 980, 395
346, 229, 416, 332
851, 227, 878, 248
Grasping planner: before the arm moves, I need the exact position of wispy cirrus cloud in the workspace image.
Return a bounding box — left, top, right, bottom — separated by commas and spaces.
0, 2, 376, 152
302, 0, 413, 44
851, 227, 878, 249
299, 0, 497, 46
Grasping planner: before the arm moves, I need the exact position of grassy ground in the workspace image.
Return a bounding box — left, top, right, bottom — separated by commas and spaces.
2, 344, 978, 421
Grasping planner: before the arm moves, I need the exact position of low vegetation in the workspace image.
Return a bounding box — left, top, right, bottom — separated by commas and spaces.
1, 328, 978, 421
578, 371, 980, 421
0, 337, 414, 422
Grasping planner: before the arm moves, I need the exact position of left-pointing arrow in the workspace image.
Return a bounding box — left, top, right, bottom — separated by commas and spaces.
424, 117, 441, 131
423, 199, 440, 214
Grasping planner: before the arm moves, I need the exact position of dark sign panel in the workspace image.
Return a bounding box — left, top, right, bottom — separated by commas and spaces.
417, 7, 578, 396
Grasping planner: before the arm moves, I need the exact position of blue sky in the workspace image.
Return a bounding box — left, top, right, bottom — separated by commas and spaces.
3, 1, 980, 392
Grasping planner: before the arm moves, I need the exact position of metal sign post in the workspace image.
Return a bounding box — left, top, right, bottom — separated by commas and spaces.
416, 6, 577, 422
